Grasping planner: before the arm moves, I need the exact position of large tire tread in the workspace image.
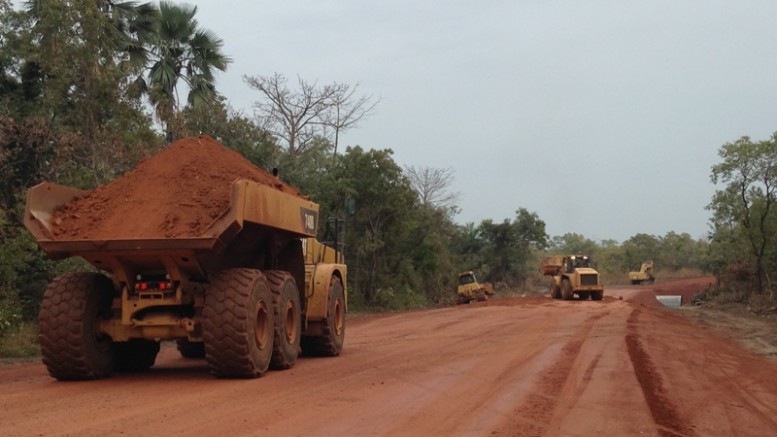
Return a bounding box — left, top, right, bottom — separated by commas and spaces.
38, 272, 116, 381
561, 279, 574, 301
265, 270, 301, 370
549, 280, 561, 299
202, 268, 274, 378
302, 277, 345, 357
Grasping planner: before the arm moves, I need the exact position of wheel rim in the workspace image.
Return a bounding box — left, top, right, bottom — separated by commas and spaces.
254, 301, 270, 351
284, 299, 297, 344
333, 297, 344, 336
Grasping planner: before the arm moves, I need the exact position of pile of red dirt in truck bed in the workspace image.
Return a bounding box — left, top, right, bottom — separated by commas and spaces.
48, 135, 301, 240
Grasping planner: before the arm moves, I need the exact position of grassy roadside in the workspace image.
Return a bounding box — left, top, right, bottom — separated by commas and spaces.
679, 290, 777, 361
0, 322, 39, 359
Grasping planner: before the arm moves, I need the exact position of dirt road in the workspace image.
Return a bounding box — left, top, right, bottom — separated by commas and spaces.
2, 278, 777, 437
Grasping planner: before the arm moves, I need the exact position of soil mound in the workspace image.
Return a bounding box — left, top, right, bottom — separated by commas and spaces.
49, 135, 301, 240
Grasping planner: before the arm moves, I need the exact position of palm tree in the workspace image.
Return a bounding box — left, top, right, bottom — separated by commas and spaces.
96, 1, 158, 69
140, 1, 231, 140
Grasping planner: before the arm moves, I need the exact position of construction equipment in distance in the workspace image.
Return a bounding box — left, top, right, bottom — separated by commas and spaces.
541, 255, 604, 301
24, 179, 347, 380
456, 271, 494, 304
628, 261, 655, 285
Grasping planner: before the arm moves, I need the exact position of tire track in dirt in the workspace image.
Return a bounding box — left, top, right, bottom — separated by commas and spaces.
712, 353, 777, 430
502, 311, 608, 436
202, 305, 560, 436
668, 311, 777, 434
355, 305, 565, 435
626, 308, 694, 437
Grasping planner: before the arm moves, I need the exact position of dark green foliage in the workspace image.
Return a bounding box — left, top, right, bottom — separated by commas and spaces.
476, 209, 549, 287
324, 146, 420, 306
0, 205, 52, 323
0, 117, 56, 211
182, 96, 279, 169
708, 133, 777, 294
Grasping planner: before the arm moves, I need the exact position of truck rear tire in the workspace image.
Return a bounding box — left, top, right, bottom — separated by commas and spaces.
560, 279, 574, 300
302, 277, 345, 357
114, 339, 160, 372
265, 271, 301, 370
38, 272, 116, 380
176, 339, 206, 358
202, 268, 274, 378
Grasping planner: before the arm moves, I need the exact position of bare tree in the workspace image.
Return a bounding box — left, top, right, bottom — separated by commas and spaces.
243, 73, 378, 160
322, 83, 379, 158
405, 165, 460, 210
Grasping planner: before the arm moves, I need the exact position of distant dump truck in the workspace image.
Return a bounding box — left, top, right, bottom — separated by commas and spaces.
456, 271, 494, 304
628, 261, 655, 285
541, 255, 604, 301
23, 136, 347, 380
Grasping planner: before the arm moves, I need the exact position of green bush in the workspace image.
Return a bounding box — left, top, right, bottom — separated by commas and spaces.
0, 298, 22, 335
0, 321, 39, 358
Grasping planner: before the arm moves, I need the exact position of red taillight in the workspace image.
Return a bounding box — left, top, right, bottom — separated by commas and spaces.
134, 280, 173, 291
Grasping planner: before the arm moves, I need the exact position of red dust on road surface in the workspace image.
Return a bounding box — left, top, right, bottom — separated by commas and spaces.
2, 278, 777, 436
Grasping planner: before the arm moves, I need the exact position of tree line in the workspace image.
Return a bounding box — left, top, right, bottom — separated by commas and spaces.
1, 1, 774, 343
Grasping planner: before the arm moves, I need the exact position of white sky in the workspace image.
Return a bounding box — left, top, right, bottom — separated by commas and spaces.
192, 0, 777, 243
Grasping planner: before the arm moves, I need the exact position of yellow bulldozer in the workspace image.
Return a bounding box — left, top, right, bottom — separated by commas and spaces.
455, 271, 494, 304
541, 255, 604, 301
628, 261, 655, 285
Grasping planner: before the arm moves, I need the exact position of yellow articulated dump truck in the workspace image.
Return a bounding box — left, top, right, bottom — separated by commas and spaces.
456, 271, 494, 304
541, 255, 604, 301
24, 179, 347, 380
628, 261, 655, 285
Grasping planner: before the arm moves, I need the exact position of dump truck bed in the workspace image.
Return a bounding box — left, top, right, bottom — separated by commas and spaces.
24, 179, 319, 280
540, 256, 564, 276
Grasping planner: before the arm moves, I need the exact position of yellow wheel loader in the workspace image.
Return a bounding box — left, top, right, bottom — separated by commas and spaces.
541, 255, 604, 301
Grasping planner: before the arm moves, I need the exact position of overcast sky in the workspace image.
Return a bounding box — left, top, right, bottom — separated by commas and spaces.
192, 0, 777, 243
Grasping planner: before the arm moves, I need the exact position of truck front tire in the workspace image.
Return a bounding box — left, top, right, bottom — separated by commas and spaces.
549, 281, 561, 299
302, 277, 345, 357
560, 279, 574, 300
